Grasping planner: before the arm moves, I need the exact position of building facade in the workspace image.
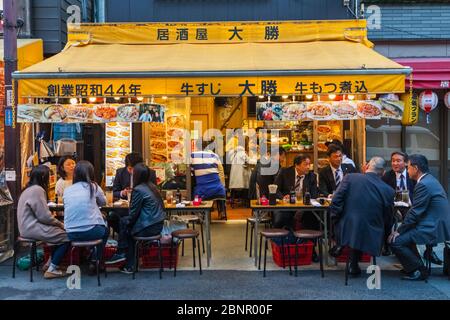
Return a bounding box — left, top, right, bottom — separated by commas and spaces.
363, 0, 450, 195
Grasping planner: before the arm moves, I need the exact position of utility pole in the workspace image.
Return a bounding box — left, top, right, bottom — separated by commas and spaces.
3, 0, 21, 206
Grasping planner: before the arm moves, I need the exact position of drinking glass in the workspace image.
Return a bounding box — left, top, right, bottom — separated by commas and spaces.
401, 191, 410, 205
106, 191, 113, 205
296, 190, 303, 204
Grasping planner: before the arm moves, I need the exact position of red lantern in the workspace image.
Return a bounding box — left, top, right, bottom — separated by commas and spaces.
445, 92, 450, 109
419, 90, 438, 124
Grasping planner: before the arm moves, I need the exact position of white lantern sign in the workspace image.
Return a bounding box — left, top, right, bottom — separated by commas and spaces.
419, 90, 438, 124
445, 91, 450, 109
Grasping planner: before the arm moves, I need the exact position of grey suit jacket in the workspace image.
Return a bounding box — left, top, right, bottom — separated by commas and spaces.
398, 174, 450, 245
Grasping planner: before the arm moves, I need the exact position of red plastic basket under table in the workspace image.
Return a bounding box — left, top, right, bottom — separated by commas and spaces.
140, 243, 180, 269
271, 241, 313, 267
336, 247, 372, 263
43, 244, 81, 267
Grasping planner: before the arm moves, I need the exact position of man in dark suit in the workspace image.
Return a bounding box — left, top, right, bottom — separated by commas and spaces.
389, 154, 450, 281
381, 151, 417, 257
382, 151, 415, 202
319, 144, 357, 197
109, 153, 157, 233
249, 146, 286, 200
330, 157, 395, 276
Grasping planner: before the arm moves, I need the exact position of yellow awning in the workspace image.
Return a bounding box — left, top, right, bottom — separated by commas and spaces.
0, 39, 44, 70
13, 21, 410, 97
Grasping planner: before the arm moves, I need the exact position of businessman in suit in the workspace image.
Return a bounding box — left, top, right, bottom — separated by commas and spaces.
275, 154, 320, 261
389, 154, 450, 281
330, 157, 395, 276
381, 151, 417, 256
319, 144, 357, 197
382, 151, 415, 202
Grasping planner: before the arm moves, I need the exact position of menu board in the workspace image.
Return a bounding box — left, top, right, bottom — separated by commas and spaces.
257, 99, 403, 121
17, 103, 166, 123
105, 122, 132, 187
149, 114, 187, 164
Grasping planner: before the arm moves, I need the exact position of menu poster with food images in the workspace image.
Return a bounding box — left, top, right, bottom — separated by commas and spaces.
166, 115, 187, 164
257, 100, 400, 121
149, 122, 168, 163
17, 103, 166, 124
105, 122, 132, 187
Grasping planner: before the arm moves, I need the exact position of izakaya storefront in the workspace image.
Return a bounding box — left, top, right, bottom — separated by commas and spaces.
11, 20, 412, 197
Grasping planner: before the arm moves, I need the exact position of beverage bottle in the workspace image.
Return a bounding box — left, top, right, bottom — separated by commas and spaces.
395, 186, 401, 202
289, 188, 296, 204
176, 188, 182, 204
304, 191, 311, 205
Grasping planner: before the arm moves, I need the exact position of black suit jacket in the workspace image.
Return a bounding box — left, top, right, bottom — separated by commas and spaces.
319, 164, 357, 196
113, 167, 157, 200
330, 172, 395, 256
275, 166, 319, 199
382, 170, 415, 202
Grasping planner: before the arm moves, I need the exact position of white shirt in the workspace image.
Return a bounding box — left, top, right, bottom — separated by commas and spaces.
395, 169, 408, 190
417, 173, 427, 184
331, 165, 343, 186
342, 155, 356, 168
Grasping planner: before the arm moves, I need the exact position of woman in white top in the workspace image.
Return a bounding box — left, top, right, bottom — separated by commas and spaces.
55, 155, 76, 198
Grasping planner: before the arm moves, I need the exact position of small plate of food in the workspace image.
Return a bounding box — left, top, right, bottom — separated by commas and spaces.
281, 102, 307, 120
167, 115, 186, 128
332, 101, 357, 119
380, 99, 404, 120
307, 102, 332, 119
43, 104, 67, 122
17, 104, 43, 122
66, 105, 93, 122
117, 104, 139, 122
151, 153, 168, 163
94, 105, 117, 122
356, 101, 382, 119
317, 142, 328, 152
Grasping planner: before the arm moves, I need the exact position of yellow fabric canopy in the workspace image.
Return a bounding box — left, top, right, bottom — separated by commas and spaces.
0, 39, 43, 70
13, 20, 409, 97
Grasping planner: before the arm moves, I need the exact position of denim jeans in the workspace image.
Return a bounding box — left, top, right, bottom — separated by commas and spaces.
51, 242, 71, 266
68, 225, 110, 261
125, 221, 164, 269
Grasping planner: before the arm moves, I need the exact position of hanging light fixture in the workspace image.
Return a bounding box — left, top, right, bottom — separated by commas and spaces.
305, 94, 313, 100
151, 95, 155, 104
70, 98, 78, 105
114, 97, 120, 101
328, 94, 336, 100
348, 95, 355, 100
258, 95, 264, 99
137, 97, 144, 101
89, 97, 97, 103
162, 96, 168, 100
282, 95, 289, 99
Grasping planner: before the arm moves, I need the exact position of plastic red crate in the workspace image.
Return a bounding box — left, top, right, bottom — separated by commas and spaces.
140, 243, 180, 269
271, 241, 313, 267
336, 247, 372, 263
43, 244, 81, 267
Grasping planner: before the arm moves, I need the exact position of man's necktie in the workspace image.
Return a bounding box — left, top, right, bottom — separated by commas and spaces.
294, 175, 304, 192
335, 169, 341, 188
399, 174, 406, 190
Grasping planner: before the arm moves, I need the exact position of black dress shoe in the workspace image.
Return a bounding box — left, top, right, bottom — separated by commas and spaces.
329, 245, 344, 258
401, 269, 428, 281
348, 265, 362, 277
424, 250, 443, 265
382, 247, 393, 256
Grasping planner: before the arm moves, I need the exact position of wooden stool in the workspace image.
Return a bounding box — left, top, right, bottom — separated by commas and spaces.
293, 230, 324, 278
171, 229, 202, 276
133, 234, 163, 280
178, 215, 205, 255
12, 237, 42, 282
245, 217, 271, 257
70, 239, 106, 287
258, 229, 292, 277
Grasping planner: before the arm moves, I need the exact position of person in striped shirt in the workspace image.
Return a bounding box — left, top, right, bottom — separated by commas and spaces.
191, 141, 226, 200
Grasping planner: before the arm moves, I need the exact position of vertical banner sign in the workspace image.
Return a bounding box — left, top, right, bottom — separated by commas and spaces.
5, 85, 13, 127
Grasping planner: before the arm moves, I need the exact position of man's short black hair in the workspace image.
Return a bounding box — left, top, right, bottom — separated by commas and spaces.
409, 154, 429, 173
294, 154, 311, 166
327, 144, 343, 157
391, 151, 408, 162
125, 152, 143, 168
